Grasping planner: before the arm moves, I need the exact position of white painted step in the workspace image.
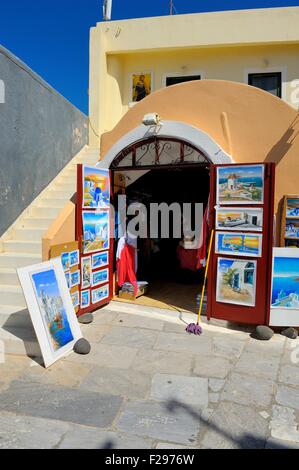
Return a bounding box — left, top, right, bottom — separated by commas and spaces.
29, 206, 61, 218
39, 199, 66, 209
46, 190, 74, 200
19, 217, 54, 229
13, 227, 46, 242
0, 268, 19, 285
3, 240, 42, 255
0, 307, 31, 329
0, 326, 40, 357
0, 253, 41, 269
0, 285, 26, 307
53, 182, 76, 192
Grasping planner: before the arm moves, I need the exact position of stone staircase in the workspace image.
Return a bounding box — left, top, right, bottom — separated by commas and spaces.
0, 146, 99, 357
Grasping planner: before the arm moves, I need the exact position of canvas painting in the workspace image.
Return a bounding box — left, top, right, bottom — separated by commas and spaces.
217, 165, 264, 205
216, 257, 257, 307
17, 259, 82, 368
92, 251, 109, 269
83, 166, 110, 209
285, 219, 299, 239
92, 269, 109, 288
69, 250, 79, 268
71, 291, 80, 308
81, 290, 90, 309
286, 198, 299, 218
270, 248, 299, 326
216, 207, 263, 232
215, 232, 262, 258
70, 270, 80, 288
65, 272, 70, 289
81, 256, 92, 289
131, 73, 152, 102
83, 211, 110, 255
92, 284, 109, 305
61, 253, 70, 272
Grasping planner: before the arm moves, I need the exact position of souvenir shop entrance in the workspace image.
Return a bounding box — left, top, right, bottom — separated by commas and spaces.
110, 137, 212, 313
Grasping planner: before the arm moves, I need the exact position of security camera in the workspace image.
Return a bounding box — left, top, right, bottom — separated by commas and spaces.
142, 113, 161, 126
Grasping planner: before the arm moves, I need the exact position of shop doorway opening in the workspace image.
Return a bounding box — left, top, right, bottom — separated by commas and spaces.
111, 137, 211, 313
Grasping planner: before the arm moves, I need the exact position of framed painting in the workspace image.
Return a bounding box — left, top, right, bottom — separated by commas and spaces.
92, 251, 109, 269
17, 259, 82, 368
81, 290, 91, 309
131, 72, 153, 103
92, 268, 109, 288
92, 284, 110, 305
82, 210, 110, 255
216, 257, 257, 307
215, 232, 263, 258
216, 207, 263, 232
69, 250, 80, 268
70, 270, 80, 288
286, 198, 299, 218
270, 248, 299, 326
217, 164, 264, 205
82, 166, 110, 209
81, 256, 92, 289
61, 252, 70, 272
71, 291, 80, 308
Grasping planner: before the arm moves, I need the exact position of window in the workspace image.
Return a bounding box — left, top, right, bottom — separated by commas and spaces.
166, 75, 201, 87
248, 72, 282, 98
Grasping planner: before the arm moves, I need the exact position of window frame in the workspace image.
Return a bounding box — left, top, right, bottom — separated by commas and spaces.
162, 70, 204, 88
244, 67, 287, 100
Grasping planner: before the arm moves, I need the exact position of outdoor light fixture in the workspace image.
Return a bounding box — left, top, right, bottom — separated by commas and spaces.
142, 113, 162, 126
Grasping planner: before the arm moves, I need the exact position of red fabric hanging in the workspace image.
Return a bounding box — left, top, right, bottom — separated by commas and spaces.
117, 242, 138, 296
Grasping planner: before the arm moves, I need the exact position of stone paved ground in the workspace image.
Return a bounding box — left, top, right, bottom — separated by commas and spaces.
0, 302, 299, 449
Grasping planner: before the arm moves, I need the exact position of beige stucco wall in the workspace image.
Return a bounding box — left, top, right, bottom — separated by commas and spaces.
89, 7, 299, 147
101, 80, 299, 216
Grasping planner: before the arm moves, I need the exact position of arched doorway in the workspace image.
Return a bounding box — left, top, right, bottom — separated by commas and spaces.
99, 123, 232, 313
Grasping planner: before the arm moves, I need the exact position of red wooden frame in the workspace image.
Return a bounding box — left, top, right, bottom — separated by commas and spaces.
75, 164, 114, 317
207, 162, 276, 326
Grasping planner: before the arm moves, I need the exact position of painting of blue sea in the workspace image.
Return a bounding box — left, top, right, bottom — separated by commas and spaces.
92, 251, 109, 269
216, 232, 262, 258
286, 199, 299, 218
83, 211, 110, 255
31, 269, 74, 352
217, 165, 264, 205
69, 250, 79, 267
271, 257, 299, 309
61, 253, 70, 272
92, 269, 109, 287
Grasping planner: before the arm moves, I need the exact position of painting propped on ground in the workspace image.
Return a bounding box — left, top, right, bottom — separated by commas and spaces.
216, 208, 263, 232
83, 211, 110, 255
270, 248, 299, 327
17, 259, 82, 368
83, 166, 110, 209
216, 232, 262, 258
217, 165, 264, 205
217, 257, 257, 307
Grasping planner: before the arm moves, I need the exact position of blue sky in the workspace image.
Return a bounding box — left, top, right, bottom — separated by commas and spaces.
273, 258, 299, 277
0, 1, 298, 114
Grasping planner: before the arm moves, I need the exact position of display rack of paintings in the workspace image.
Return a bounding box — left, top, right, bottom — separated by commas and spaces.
280, 195, 299, 248
76, 164, 113, 317
50, 242, 80, 315
208, 162, 276, 326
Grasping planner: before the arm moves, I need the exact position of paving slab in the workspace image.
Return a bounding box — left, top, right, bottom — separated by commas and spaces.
156, 443, 198, 449
270, 424, 299, 443
0, 412, 70, 449
271, 405, 297, 426
151, 374, 208, 408
81, 324, 112, 344
113, 314, 165, 331
92, 310, 118, 325
200, 401, 268, 449
18, 361, 93, 388
116, 400, 201, 445
154, 332, 212, 355
276, 385, 299, 410
209, 379, 226, 393
101, 326, 158, 350
213, 336, 245, 359
67, 343, 138, 369
266, 438, 299, 449
235, 351, 280, 380
0, 381, 123, 428
131, 349, 193, 376
222, 372, 275, 408
278, 365, 299, 386
245, 337, 285, 356
59, 426, 152, 449
193, 355, 232, 379
80, 367, 151, 400
0, 356, 33, 392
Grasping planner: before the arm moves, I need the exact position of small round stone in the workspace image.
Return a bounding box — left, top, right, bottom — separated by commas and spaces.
254, 325, 274, 341
78, 313, 94, 325
74, 339, 91, 355
281, 328, 298, 340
